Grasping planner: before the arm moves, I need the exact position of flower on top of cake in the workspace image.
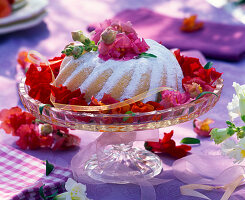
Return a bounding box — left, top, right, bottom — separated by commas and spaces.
91, 20, 151, 60
62, 20, 155, 61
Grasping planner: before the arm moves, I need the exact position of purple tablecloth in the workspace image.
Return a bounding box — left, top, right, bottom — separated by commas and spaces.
1, 0, 245, 199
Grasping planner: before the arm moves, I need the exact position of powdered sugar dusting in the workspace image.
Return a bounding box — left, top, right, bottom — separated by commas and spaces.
59, 39, 184, 102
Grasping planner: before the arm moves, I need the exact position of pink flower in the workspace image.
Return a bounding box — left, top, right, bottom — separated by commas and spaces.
183, 76, 214, 98
132, 38, 149, 54
99, 33, 149, 61
160, 90, 190, 108
92, 19, 149, 61
92, 19, 114, 44
0, 107, 35, 136
193, 118, 214, 137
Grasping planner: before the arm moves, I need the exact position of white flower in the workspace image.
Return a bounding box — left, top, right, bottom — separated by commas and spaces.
54, 178, 91, 200
221, 138, 245, 163
227, 82, 245, 122
227, 94, 240, 121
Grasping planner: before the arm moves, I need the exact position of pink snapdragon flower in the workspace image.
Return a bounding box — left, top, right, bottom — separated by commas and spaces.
160, 90, 190, 108
92, 19, 149, 61
183, 77, 214, 98
193, 118, 214, 137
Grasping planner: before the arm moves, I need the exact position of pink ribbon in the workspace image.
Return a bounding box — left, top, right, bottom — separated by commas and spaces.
173, 154, 245, 199
71, 129, 172, 200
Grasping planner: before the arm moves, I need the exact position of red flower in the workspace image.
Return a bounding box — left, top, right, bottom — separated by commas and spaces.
29, 83, 52, 104
0, 106, 82, 151
25, 64, 53, 104
25, 54, 65, 104
8, 0, 15, 4
146, 101, 164, 110
47, 54, 65, 78
0, 0, 11, 18
39, 135, 54, 148
131, 101, 155, 113
25, 64, 52, 87
16, 124, 40, 150
0, 107, 35, 136
100, 93, 119, 105
145, 130, 191, 158
174, 50, 222, 85
51, 85, 87, 106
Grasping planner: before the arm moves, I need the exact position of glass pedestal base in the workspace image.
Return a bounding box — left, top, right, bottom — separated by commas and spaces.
84, 144, 162, 184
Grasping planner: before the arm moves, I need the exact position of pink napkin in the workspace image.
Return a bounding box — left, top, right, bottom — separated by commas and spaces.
0, 144, 72, 200
112, 8, 245, 61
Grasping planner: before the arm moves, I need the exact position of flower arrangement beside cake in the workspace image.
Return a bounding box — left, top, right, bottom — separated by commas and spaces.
19, 20, 222, 124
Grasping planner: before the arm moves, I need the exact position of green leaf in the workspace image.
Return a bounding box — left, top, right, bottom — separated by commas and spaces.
123, 111, 136, 122
39, 185, 46, 200
46, 190, 59, 199
39, 104, 52, 115
204, 61, 213, 69
227, 127, 235, 136
139, 53, 157, 58
144, 142, 153, 151
53, 192, 68, 200
84, 38, 91, 45
226, 120, 235, 128
39, 184, 58, 200
180, 137, 200, 144
194, 92, 218, 101
46, 160, 54, 176
241, 115, 245, 123
241, 126, 245, 132
92, 46, 98, 51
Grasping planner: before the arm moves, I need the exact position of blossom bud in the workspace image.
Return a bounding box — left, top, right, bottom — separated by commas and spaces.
210, 128, 231, 144
72, 46, 82, 56
40, 124, 53, 136
71, 31, 88, 43
101, 28, 117, 44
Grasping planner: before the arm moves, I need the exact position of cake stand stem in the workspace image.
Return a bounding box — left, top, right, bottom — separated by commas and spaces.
72, 131, 163, 184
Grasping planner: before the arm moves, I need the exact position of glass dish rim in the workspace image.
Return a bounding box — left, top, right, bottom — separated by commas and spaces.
18, 77, 224, 118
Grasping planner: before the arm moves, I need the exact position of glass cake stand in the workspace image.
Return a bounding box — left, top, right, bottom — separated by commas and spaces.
18, 78, 223, 184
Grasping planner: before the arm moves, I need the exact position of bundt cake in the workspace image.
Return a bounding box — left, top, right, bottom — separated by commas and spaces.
54, 39, 184, 102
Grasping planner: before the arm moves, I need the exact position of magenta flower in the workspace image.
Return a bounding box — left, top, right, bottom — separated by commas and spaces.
160, 90, 190, 108
91, 19, 149, 61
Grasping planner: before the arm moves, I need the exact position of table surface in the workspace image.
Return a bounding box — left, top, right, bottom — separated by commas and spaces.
1, 0, 245, 199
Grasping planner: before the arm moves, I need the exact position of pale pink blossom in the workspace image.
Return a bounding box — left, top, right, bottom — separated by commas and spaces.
160, 90, 190, 108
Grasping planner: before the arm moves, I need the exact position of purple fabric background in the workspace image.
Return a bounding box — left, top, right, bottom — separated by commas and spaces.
1, 0, 245, 199
114, 8, 245, 61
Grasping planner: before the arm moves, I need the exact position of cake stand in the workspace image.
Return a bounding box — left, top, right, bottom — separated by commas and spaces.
18, 78, 223, 184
